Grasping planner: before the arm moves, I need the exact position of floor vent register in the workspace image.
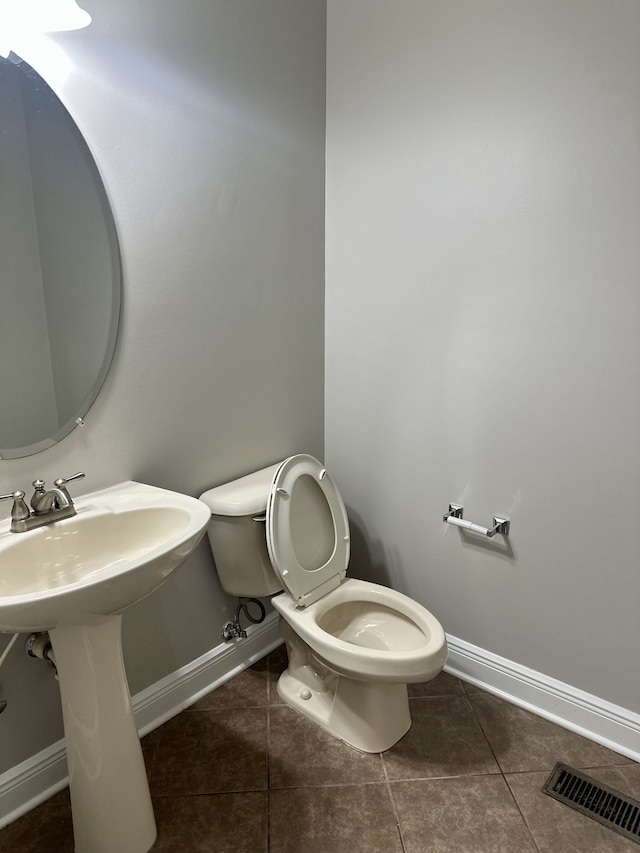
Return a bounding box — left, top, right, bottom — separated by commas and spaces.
543, 762, 640, 846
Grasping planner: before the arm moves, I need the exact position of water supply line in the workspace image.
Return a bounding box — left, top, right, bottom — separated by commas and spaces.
222, 597, 266, 641
0, 632, 59, 716
25, 632, 58, 676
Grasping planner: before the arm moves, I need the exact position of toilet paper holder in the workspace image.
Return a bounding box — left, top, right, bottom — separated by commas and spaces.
443, 504, 510, 538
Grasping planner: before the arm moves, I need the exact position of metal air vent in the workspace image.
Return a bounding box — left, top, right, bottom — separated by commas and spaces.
543, 762, 640, 845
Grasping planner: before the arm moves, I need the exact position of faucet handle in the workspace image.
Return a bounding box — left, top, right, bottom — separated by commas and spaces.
54, 472, 85, 489
0, 490, 23, 500
0, 490, 30, 522
54, 472, 85, 501
54, 472, 85, 486
30, 479, 47, 511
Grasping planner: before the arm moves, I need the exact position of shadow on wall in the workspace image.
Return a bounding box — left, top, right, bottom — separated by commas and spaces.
346, 507, 404, 590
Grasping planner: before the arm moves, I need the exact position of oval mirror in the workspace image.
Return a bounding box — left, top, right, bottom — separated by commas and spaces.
0, 54, 121, 459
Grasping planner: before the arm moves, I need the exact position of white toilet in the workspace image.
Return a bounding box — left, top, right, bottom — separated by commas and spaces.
199, 454, 447, 752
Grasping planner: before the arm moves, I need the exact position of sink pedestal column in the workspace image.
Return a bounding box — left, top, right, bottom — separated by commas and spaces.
50, 615, 157, 853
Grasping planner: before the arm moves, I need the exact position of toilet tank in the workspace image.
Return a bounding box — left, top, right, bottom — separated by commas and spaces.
199, 463, 283, 598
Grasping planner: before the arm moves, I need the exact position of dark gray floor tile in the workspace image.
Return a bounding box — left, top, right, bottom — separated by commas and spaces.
142, 707, 268, 795
592, 763, 640, 796
392, 775, 538, 853
268, 704, 386, 789
0, 793, 74, 853
267, 643, 288, 705
153, 791, 267, 852
189, 658, 268, 711
269, 784, 403, 853
4, 653, 636, 852
470, 692, 631, 773
382, 696, 500, 780
267, 642, 287, 673
507, 768, 640, 852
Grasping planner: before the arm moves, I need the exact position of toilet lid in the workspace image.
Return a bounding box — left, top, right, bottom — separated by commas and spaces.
266, 454, 350, 607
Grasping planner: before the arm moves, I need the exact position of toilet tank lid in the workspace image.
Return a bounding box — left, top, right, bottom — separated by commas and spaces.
199, 462, 281, 516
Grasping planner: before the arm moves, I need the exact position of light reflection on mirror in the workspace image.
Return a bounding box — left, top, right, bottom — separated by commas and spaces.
0, 53, 121, 459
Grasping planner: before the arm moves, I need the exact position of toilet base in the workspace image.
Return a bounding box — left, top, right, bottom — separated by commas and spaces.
277, 665, 412, 753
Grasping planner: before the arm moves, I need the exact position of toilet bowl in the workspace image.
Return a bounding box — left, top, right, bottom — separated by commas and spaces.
200, 453, 447, 752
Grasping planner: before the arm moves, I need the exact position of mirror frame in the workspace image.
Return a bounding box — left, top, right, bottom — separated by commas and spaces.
0, 53, 122, 459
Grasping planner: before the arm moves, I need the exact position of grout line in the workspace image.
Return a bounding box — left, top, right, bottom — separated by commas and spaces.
464, 690, 503, 770
382, 756, 409, 853
466, 689, 542, 852
502, 774, 544, 853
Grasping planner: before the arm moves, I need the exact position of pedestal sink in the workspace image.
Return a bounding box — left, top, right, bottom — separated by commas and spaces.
0, 481, 211, 853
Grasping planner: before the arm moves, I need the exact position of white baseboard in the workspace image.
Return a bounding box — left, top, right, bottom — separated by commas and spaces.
0, 612, 282, 830
445, 633, 640, 763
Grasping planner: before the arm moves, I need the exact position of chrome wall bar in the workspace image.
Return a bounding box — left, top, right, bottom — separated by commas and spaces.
443, 504, 510, 538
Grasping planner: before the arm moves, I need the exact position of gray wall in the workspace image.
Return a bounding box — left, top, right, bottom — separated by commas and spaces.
0, 0, 326, 773
325, 0, 640, 714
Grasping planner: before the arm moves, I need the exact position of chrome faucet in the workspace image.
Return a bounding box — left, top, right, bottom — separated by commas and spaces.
0, 472, 85, 533
31, 479, 72, 513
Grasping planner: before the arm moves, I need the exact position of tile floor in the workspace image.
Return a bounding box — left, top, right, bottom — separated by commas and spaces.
1, 644, 639, 852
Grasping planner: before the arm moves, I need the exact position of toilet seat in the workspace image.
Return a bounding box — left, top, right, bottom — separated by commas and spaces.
266, 454, 350, 607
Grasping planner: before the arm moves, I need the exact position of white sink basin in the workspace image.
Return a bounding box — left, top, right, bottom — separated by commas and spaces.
0, 480, 212, 853
0, 480, 210, 632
